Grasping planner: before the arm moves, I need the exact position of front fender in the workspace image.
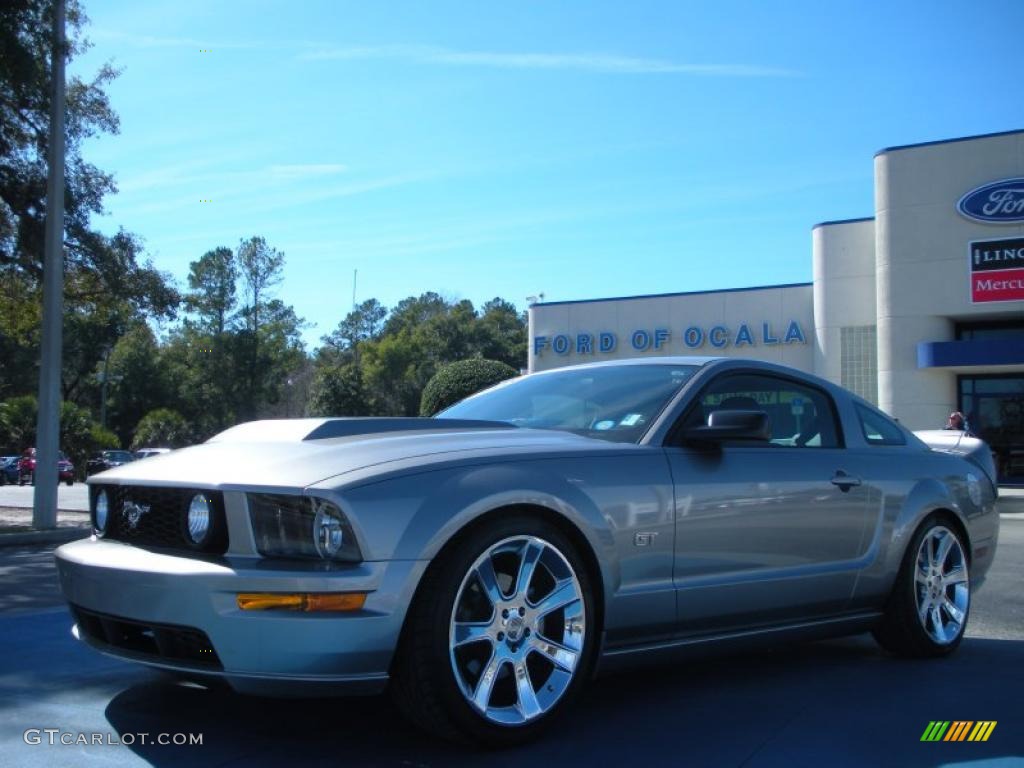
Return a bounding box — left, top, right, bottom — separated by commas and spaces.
319, 449, 679, 646
410, 463, 615, 581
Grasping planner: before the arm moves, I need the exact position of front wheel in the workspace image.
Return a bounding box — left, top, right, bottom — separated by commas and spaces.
873, 517, 970, 657
392, 516, 597, 746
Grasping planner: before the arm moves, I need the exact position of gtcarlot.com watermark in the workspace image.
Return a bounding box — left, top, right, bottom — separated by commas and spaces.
24, 729, 203, 747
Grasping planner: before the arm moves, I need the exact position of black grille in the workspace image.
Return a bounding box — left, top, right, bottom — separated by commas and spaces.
71, 604, 222, 669
94, 485, 228, 555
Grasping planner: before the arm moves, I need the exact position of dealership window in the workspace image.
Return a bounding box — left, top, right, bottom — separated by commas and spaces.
959, 375, 1024, 485
840, 325, 877, 405
955, 320, 1024, 341
681, 373, 841, 448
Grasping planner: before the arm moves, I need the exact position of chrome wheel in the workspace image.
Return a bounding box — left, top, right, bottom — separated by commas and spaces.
914, 526, 969, 645
448, 535, 586, 726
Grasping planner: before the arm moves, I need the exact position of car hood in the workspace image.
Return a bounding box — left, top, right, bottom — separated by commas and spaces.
88, 418, 608, 491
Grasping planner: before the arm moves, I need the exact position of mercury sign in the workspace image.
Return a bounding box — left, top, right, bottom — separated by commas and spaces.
970, 236, 1024, 303
957, 178, 1024, 223
534, 320, 807, 357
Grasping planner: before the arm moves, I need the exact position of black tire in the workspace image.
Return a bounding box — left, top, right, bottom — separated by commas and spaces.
873, 515, 970, 658
391, 514, 598, 746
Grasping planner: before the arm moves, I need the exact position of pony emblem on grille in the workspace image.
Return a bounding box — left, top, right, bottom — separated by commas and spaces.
122, 501, 151, 530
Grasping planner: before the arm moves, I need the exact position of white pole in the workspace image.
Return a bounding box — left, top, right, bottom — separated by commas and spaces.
33, 0, 66, 529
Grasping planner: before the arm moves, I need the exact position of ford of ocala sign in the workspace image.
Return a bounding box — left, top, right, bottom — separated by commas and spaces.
957, 178, 1024, 223
533, 320, 806, 357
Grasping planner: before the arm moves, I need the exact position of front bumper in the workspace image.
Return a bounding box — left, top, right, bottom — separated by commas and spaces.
54, 537, 427, 696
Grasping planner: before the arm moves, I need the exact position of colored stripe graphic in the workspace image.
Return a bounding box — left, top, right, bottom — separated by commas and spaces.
921, 722, 950, 741
920, 721, 996, 742
968, 722, 997, 742
944, 721, 972, 741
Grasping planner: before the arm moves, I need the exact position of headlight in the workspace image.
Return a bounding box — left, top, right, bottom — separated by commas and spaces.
248, 494, 361, 562
94, 489, 109, 535
313, 500, 346, 558
187, 494, 212, 545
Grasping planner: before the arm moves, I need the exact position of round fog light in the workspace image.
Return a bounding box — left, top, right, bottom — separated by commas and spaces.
95, 490, 109, 535
187, 494, 212, 545
314, 502, 344, 558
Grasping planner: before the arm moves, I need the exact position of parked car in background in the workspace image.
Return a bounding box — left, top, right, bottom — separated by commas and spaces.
87, 450, 136, 476
133, 447, 172, 460
18, 448, 75, 486
0, 456, 20, 485
56, 358, 999, 746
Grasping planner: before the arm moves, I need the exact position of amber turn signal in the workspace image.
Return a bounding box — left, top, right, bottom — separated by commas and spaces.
237, 592, 367, 612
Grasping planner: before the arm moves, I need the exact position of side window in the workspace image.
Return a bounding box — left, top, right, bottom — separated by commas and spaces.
681, 373, 842, 448
855, 403, 906, 446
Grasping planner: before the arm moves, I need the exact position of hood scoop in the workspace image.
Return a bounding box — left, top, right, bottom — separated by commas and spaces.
303, 418, 514, 441
207, 417, 514, 445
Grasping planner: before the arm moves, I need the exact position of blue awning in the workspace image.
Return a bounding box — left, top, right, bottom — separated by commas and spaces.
917, 339, 1024, 368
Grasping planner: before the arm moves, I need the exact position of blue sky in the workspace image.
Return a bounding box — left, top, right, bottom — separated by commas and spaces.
72, 0, 1024, 348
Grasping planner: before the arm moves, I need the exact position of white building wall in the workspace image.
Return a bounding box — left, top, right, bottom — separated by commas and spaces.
874, 132, 1024, 429
811, 218, 877, 391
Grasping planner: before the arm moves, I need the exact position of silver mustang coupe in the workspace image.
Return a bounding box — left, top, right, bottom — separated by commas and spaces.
55, 357, 999, 745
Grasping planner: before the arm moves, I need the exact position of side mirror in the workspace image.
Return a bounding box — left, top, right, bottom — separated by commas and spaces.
683, 409, 771, 443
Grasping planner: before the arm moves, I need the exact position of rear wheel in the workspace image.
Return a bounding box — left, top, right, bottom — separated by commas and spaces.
873, 517, 970, 657
392, 515, 597, 746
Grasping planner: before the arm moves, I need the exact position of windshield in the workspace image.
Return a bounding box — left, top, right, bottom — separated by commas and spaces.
438, 364, 699, 443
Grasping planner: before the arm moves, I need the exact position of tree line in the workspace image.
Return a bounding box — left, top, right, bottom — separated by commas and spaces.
0, 0, 526, 471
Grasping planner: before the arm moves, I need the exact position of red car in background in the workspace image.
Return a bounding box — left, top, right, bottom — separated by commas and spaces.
18, 448, 75, 486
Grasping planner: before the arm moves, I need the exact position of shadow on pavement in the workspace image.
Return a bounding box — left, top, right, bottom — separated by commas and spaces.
0, 545, 64, 613
104, 634, 1024, 768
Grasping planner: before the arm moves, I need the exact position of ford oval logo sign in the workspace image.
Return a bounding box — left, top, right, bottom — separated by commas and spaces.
957, 178, 1024, 223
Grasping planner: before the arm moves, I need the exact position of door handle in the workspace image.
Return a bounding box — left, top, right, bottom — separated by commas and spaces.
830, 471, 862, 492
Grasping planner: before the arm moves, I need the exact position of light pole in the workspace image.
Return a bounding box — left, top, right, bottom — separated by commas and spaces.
98, 346, 121, 430
33, 0, 66, 530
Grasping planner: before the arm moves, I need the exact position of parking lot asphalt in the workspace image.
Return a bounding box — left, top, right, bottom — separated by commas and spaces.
0, 518, 1022, 767
0, 483, 89, 512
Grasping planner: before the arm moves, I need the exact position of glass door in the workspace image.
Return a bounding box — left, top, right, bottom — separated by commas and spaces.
959, 375, 1024, 486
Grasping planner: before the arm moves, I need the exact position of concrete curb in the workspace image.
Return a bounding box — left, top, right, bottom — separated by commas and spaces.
998, 493, 1024, 515
0, 526, 91, 548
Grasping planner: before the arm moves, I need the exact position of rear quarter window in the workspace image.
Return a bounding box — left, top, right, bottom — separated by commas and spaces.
855, 403, 906, 446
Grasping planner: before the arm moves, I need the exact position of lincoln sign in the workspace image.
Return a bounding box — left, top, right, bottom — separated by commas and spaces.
970, 236, 1024, 303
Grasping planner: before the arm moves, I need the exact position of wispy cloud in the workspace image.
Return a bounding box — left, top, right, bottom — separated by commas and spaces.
122, 169, 424, 217
300, 44, 798, 77
89, 30, 797, 77
118, 162, 348, 195
267, 163, 348, 178
90, 29, 270, 50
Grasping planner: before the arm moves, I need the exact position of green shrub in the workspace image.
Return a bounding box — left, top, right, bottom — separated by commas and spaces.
132, 408, 196, 449
419, 358, 518, 417
308, 363, 370, 417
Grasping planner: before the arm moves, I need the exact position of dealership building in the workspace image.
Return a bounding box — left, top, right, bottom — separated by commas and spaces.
528, 129, 1024, 484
